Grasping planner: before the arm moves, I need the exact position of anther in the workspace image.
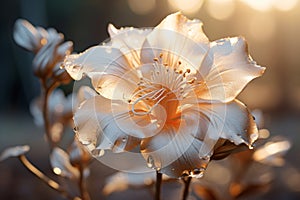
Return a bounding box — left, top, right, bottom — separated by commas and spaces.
153, 58, 159, 62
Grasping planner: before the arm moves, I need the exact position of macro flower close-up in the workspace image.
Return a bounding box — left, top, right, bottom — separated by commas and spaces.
64, 12, 265, 178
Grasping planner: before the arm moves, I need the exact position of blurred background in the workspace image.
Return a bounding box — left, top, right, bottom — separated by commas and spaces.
0, 0, 300, 199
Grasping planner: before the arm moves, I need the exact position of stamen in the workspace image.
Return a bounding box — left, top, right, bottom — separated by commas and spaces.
131, 88, 167, 116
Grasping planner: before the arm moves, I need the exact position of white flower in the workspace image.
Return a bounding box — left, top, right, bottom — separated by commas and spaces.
63, 12, 265, 178
13, 19, 73, 79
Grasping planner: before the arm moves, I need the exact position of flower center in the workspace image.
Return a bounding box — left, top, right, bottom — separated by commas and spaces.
129, 56, 201, 122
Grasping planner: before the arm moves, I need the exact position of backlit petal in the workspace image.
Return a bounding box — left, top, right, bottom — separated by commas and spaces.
184, 100, 258, 157
89, 71, 139, 101
141, 123, 209, 178
63, 46, 133, 80
74, 95, 160, 153
108, 24, 152, 67
141, 12, 209, 75
198, 37, 265, 102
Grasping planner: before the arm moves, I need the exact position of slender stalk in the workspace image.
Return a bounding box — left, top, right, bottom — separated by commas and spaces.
155, 171, 162, 200
78, 165, 90, 200
182, 176, 192, 200
41, 79, 58, 150
18, 154, 75, 200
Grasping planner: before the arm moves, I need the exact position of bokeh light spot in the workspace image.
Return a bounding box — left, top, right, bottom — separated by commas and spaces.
207, 0, 235, 20
128, 0, 156, 15
168, 0, 204, 14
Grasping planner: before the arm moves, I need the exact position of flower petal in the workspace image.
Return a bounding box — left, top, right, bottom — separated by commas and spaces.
184, 100, 258, 157
89, 71, 139, 101
141, 122, 209, 178
50, 147, 80, 179
141, 12, 209, 75
13, 19, 42, 51
108, 24, 152, 67
63, 45, 133, 80
198, 37, 265, 102
0, 145, 30, 162
74, 95, 160, 154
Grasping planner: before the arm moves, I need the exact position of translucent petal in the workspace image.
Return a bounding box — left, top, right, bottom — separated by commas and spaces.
108, 24, 152, 67
63, 46, 133, 80
141, 12, 209, 75
141, 122, 209, 178
89, 71, 139, 101
74, 95, 160, 153
198, 37, 265, 102
184, 100, 258, 157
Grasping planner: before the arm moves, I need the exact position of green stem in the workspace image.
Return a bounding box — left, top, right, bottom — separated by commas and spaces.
182, 176, 192, 200
155, 171, 162, 200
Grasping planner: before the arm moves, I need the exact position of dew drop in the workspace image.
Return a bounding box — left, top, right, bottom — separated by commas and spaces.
91, 149, 105, 157
73, 127, 78, 132
190, 167, 206, 179
122, 137, 127, 143
81, 140, 92, 145
181, 167, 206, 179
71, 65, 80, 73
200, 155, 210, 162
147, 155, 155, 168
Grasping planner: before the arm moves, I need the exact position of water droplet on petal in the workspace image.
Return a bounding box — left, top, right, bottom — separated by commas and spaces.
91, 149, 105, 157
81, 140, 92, 145
147, 155, 156, 169
200, 155, 210, 162
181, 167, 206, 179
190, 168, 206, 179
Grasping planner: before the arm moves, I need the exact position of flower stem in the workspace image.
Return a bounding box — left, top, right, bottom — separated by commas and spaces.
41, 79, 58, 150
18, 154, 75, 200
78, 165, 90, 200
155, 171, 162, 200
182, 176, 192, 200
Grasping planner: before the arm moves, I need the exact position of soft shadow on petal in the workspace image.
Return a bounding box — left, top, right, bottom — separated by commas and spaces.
141, 122, 208, 178
198, 37, 265, 102
63, 46, 133, 80
140, 13, 209, 75
184, 100, 258, 157
108, 24, 152, 67
89, 71, 139, 101
74, 95, 159, 153
77, 86, 98, 105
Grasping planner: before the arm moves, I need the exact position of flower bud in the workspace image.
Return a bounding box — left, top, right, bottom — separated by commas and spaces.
13, 19, 42, 52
